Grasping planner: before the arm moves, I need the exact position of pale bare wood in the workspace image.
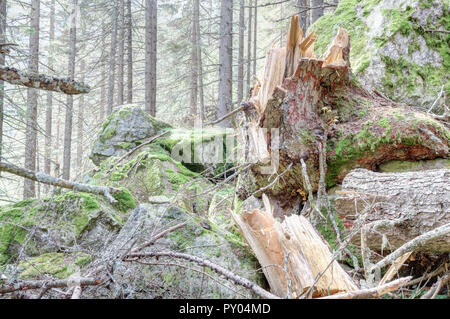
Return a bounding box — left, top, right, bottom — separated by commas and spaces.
299, 31, 317, 58
284, 15, 302, 79
232, 206, 358, 298
322, 28, 350, 68
319, 277, 412, 299
379, 252, 412, 286
255, 47, 286, 114
231, 208, 287, 297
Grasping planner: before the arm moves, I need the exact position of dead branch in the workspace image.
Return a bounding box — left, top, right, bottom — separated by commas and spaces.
124, 250, 280, 299
421, 273, 450, 299
0, 161, 120, 203
110, 130, 170, 168
0, 278, 101, 294
369, 223, 450, 275
318, 277, 412, 299
0, 66, 90, 94
205, 102, 251, 126
130, 221, 189, 253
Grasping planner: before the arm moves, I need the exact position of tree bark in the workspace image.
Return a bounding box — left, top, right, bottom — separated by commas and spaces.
311, 0, 324, 25
0, 0, 6, 167
76, 60, 85, 170
117, 0, 124, 106
252, 0, 257, 79
335, 169, 450, 253
246, 0, 252, 97
237, 0, 245, 104
298, 0, 310, 33
145, 0, 157, 116
63, 0, 77, 181
44, 0, 55, 192
107, 1, 119, 115
126, 0, 132, 104
23, 0, 40, 199
194, 0, 204, 122
217, 0, 233, 127
189, 2, 198, 125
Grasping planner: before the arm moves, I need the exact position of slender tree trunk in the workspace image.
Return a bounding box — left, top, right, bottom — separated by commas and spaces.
217, 0, 233, 127
145, 0, 157, 116
246, 0, 252, 97
100, 23, 106, 123
63, 0, 77, 181
107, 1, 119, 115
0, 0, 6, 166
150, 0, 157, 115
126, 0, 132, 104
194, 0, 204, 122
252, 0, 257, 78
189, 1, 198, 124
311, 0, 324, 25
23, 0, 40, 199
117, 0, 124, 106
77, 60, 85, 170
44, 0, 55, 192
237, 0, 244, 104
298, 0, 310, 33
55, 103, 61, 169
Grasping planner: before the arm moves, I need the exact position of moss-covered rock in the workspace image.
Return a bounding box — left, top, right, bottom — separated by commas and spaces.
310, 0, 449, 109
0, 191, 124, 265
94, 203, 263, 299
18, 252, 91, 280
90, 104, 172, 166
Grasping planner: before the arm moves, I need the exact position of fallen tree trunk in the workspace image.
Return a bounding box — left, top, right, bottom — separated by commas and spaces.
335, 169, 450, 252
231, 206, 357, 298
237, 16, 450, 211
0, 161, 120, 203
0, 66, 90, 94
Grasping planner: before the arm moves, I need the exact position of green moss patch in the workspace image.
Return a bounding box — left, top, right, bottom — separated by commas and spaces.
19, 252, 92, 280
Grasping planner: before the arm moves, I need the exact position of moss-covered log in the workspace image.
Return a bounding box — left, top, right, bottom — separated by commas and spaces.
237, 16, 449, 211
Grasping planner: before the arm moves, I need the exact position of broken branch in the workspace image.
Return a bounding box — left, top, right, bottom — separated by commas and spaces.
0, 161, 120, 203
0, 66, 90, 94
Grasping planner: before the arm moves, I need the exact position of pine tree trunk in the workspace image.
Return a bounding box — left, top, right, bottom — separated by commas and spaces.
23, 0, 40, 199
0, 0, 6, 168
252, 0, 257, 78
63, 0, 77, 181
189, 2, 198, 124
107, 1, 119, 115
237, 0, 245, 104
117, 0, 124, 106
126, 0, 132, 104
246, 0, 252, 97
145, 0, 157, 116
44, 0, 55, 192
217, 0, 233, 127
311, 0, 324, 25
100, 23, 106, 124
76, 60, 85, 170
298, 0, 310, 33
194, 0, 204, 122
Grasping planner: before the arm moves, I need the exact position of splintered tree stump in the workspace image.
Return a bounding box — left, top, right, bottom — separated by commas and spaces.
231, 207, 357, 298
335, 169, 450, 253
238, 16, 450, 210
